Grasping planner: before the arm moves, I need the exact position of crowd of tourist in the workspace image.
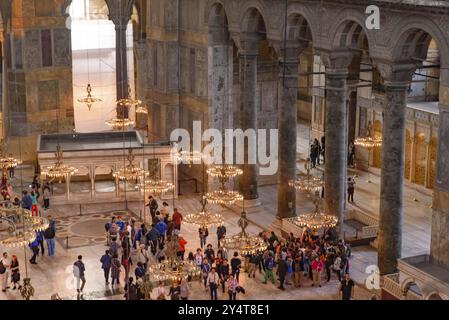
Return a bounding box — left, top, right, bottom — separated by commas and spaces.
1, 173, 356, 301
68, 195, 356, 300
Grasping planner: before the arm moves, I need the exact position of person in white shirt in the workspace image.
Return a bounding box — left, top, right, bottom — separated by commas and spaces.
206, 267, 220, 300
0, 252, 12, 292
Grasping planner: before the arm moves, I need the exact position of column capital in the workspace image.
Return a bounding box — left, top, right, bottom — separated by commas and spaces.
373, 59, 416, 87
270, 40, 307, 63
232, 32, 260, 56
319, 49, 353, 75
105, 0, 134, 29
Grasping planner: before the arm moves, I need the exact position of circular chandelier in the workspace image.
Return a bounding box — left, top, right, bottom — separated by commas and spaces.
289, 158, 323, 193
116, 84, 142, 107
41, 145, 78, 179
148, 235, 201, 282
77, 83, 101, 111
183, 196, 224, 228
136, 176, 174, 195
287, 197, 338, 230
113, 149, 146, 181
176, 150, 203, 165
105, 118, 135, 130
205, 189, 243, 206
207, 165, 243, 179
0, 207, 49, 248
0, 141, 22, 169
135, 105, 148, 114
354, 123, 382, 149
354, 136, 382, 148
220, 211, 267, 255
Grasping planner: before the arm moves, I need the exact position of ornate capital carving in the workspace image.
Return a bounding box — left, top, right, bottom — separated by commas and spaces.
270, 40, 307, 64
105, 0, 134, 29
231, 32, 261, 56
319, 50, 353, 75
373, 59, 416, 86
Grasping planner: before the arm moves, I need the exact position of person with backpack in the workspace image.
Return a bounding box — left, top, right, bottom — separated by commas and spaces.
111, 253, 121, 287
230, 252, 242, 282
44, 220, 56, 256
29, 237, 39, 264
124, 277, 138, 300
201, 258, 211, 289
42, 185, 50, 210
146, 195, 158, 223
10, 255, 21, 290
218, 259, 230, 293
0, 252, 11, 292
277, 258, 287, 290
73, 255, 86, 294
216, 224, 226, 248
155, 219, 168, 246
198, 226, 208, 249
227, 274, 239, 300
168, 280, 181, 300
100, 250, 112, 285
263, 252, 275, 285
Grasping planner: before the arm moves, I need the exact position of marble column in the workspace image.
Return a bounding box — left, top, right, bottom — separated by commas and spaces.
277, 55, 299, 219
238, 50, 259, 200
323, 68, 348, 237
107, 0, 133, 119
208, 43, 233, 132
430, 82, 449, 267
377, 81, 408, 275
114, 23, 129, 119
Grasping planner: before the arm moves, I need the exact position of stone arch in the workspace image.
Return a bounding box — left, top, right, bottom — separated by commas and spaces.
328, 10, 375, 52
286, 3, 318, 45
207, 1, 230, 45
425, 291, 443, 300
285, 12, 313, 47
240, 6, 268, 36
400, 278, 423, 296
389, 15, 449, 68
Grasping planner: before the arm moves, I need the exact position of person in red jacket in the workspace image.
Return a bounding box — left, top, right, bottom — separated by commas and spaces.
311, 256, 324, 287
177, 235, 187, 260
172, 208, 183, 231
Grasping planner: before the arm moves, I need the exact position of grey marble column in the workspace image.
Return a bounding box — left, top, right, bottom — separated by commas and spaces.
377, 82, 408, 275
208, 44, 233, 132
114, 23, 129, 119
238, 52, 258, 200
324, 69, 348, 236
277, 57, 299, 219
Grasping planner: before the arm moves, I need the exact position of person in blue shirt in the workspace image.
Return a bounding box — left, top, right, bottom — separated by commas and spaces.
146, 226, 159, 255
116, 216, 125, 233
29, 237, 39, 264
134, 262, 146, 280
21, 190, 32, 210
100, 250, 112, 285
36, 230, 45, 256
155, 220, 167, 246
